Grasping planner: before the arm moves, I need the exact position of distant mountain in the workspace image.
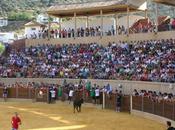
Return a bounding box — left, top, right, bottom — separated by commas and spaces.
0, 0, 49, 17
0, 0, 108, 20
0, 0, 174, 32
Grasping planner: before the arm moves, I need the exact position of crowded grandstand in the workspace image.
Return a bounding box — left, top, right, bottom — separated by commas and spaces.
0, 39, 175, 83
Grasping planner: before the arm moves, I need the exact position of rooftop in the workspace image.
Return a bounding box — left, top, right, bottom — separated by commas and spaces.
47, 0, 147, 17
153, 0, 175, 6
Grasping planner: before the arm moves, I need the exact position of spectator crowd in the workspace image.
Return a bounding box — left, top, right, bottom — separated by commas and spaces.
27, 25, 127, 39
133, 89, 175, 102
27, 18, 175, 39
0, 39, 175, 83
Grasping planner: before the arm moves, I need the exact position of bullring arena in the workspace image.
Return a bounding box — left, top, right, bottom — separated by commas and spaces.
0, 101, 165, 130
0, 79, 174, 130
1, 0, 175, 130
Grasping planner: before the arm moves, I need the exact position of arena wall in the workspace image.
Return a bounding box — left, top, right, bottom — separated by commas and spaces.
0, 78, 174, 95
25, 31, 175, 47
131, 110, 175, 127
131, 96, 175, 127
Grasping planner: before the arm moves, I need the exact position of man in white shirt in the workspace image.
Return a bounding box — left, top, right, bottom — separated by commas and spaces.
95, 87, 100, 104
50, 89, 56, 99
50, 88, 56, 103
68, 88, 74, 104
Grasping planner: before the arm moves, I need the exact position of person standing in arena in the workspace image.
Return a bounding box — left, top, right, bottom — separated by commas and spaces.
48, 87, 52, 104
85, 81, 91, 96
116, 91, 122, 112
3, 86, 8, 102
95, 87, 100, 104
50, 87, 56, 103
90, 87, 95, 104
68, 88, 74, 104
11, 112, 21, 130
58, 86, 62, 100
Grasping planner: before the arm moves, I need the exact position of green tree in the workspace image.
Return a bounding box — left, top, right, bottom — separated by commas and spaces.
8, 12, 33, 21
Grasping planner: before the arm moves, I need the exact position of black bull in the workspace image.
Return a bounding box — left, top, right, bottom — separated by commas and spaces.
73, 98, 84, 113
72, 90, 84, 113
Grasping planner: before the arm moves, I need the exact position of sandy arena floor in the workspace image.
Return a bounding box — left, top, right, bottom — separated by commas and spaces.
0, 100, 165, 130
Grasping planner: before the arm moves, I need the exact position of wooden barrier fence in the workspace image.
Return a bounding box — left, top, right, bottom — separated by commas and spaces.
104, 93, 130, 112
0, 87, 128, 111
132, 96, 175, 121
0, 87, 48, 102
1, 87, 175, 121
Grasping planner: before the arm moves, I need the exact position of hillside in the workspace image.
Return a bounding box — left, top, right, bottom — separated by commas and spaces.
0, 0, 174, 33
0, 0, 174, 19
0, 21, 27, 32
0, 0, 102, 18
0, 0, 50, 18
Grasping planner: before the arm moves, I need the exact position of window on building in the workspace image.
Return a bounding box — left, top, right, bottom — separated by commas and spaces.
31, 28, 36, 30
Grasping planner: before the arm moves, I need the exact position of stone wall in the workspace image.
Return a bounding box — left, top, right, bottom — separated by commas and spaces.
25, 31, 175, 47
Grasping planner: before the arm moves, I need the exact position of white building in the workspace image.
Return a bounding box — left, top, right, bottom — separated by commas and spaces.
37, 14, 49, 24
25, 21, 46, 39
0, 32, 14, 43
0, 17, 8, 27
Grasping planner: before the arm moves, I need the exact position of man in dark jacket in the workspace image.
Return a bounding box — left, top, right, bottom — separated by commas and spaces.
116, 91, 122, 112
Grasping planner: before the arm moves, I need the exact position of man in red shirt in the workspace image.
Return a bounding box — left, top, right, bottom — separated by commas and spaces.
11, 112, 21, 130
